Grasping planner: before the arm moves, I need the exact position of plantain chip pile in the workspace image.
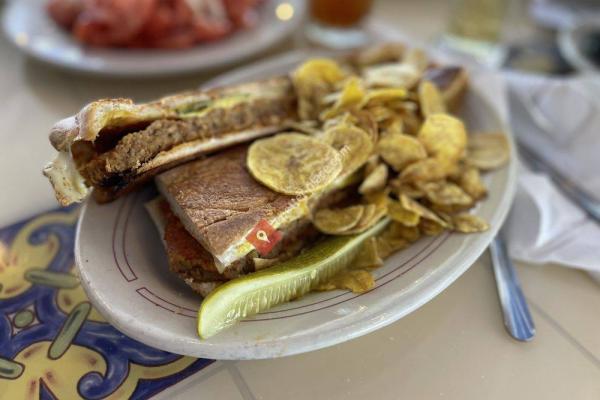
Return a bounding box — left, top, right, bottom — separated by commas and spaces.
246, 46, 510, 294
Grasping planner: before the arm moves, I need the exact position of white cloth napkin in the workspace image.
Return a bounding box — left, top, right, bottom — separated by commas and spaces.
502, 71, 600, 277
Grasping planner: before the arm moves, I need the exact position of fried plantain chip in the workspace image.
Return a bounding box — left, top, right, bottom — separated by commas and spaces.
389, 179, 425, 199
377, 133, 427, 171
345, 192, 388, 234
361, 88, 408, 108
419, 218, 446, 236
388, 199, 420, 226
445, 161, 465, 181
322, 112, 358, 134
418, 80, 447, 117
380, 117, 404, 137
385, 222, 421, 242
248, 133, 343, 195
387, 100, 419, 113
320, 91, 339, 106
363, 63, 418, 89
253, 257, 282, 271
458, 166, 487, 200
344, 207, 381, 235
349, 110, 379, 143
363, 154, 380, 176
466, 133, 510, 170
421, 181, 473, 206
365, 105, 396, 122
363, 188, 389, 210
399, 158, 447, 183
452, 213, 490, 233
316, 269, 375, 293
400, 194, 449, 228
401, 109, 423, 135
322, 112, 349, 130
353, 237, 383, 269
292, 58, 345, 120
321, 77, 366, 120
355, 203, 377, 227
430, 202, 474, 215
434, 210, 455, 228
376, 236, 410, 258
313, 205, 365, 235
363, 47, 428, 90
359, 163, 388, 195
294, 58, 344, 83
321, 124, 374, 177
418, 114, 467, 163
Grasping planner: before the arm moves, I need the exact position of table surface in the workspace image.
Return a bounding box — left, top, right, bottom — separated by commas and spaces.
0, 1, 599, 399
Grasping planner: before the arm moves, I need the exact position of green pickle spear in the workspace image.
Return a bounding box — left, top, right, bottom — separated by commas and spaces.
198, 218, 391, 338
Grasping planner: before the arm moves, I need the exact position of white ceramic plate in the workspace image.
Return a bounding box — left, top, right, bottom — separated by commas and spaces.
75, 51, 517, 359
1, 0, 305, 77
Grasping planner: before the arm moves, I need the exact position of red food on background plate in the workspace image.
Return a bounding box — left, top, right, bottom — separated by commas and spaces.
47, 0, 84, 29
46, 0, 263, 48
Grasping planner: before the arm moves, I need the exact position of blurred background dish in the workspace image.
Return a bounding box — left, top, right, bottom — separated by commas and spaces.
1, 0, 305, 76
46, 0, 265, 49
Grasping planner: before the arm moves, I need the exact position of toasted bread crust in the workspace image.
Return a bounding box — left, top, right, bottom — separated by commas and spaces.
162, 201, 251, 279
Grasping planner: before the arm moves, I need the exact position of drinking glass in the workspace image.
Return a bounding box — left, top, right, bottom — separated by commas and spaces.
305, 0, 374, 49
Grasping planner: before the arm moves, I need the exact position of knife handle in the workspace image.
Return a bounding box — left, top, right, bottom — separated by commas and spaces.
489, 236, 535, 342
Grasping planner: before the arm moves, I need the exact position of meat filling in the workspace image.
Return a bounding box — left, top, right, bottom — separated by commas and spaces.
160, 201, 320, 287
80, 95, 296, 188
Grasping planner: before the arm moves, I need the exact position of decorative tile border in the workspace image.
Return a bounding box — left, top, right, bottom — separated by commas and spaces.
0, 207, 213, 399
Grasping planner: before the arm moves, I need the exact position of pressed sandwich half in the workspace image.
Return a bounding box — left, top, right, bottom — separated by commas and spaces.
147, 142, 361, 297
43, 77, 296, 206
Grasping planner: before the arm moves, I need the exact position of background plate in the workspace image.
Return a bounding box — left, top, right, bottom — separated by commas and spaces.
2, 0, 305, 77
75, 51, 517, 359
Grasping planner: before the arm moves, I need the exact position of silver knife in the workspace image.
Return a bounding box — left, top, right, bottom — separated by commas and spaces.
490, 236, 535, 341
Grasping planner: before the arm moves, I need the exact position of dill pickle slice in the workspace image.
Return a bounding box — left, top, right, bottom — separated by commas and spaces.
197, 218, 390, 338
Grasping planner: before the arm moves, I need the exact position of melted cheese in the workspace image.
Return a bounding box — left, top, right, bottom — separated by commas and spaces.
43, 152, 90, 206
